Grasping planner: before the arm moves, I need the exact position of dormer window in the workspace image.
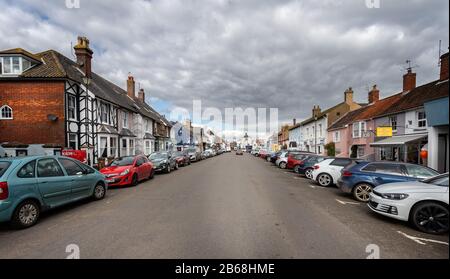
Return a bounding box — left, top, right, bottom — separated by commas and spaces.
0, 56, 35, 75
0, 105, 13, 120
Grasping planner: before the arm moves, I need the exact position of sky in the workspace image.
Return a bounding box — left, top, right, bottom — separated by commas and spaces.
0, 0, 449, 138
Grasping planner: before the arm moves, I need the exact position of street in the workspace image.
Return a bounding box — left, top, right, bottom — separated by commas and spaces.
0, 153, 448, 259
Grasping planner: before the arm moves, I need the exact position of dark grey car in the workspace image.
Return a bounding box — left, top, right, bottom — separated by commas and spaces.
148, 152, 178, 173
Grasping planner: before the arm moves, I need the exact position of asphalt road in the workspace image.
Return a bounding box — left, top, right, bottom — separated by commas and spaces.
0, 153, 448, 259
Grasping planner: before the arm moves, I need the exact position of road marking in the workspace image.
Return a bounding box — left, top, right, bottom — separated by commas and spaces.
397, 231, 449, 246
336, 199, 360, 205
293, 177, 302, 180
309, 185, 316, 189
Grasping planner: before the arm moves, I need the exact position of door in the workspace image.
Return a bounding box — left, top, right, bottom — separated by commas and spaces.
58, 158, 93, 199
36, 158, 73, 207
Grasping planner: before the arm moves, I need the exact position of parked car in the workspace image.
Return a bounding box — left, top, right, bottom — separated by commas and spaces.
148, 152, 178, 173
275, 151, 305, 169
258, 149, 269, 159
368, 173, 449, 234
312, 158, 361, 187
269, 151, 283, 164
236, 149, 244, 155
337, 161, 440, 202
172, 151, 190, 167
295, 155, 333, 179
186, 147, 202, 162
251, 149, 260, 156
286, 153, 315, 171
0, 156, 107, 229
100, 155, 154, 187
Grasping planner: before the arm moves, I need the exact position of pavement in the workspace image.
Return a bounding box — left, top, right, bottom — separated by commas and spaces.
0, 153, 448, 259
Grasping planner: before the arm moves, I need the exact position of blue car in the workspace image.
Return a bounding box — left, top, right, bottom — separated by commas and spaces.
337, 161, 440, 202
0, 156, 107, 229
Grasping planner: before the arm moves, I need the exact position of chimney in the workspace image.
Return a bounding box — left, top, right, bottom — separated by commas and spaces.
312, 105, 321, 118
73, 36, 93, 78
293, 118, 296, 126
138, 88, 145, 103
368, 85, 380, 104
440, 52, 449, 81
127, 74, 135, 98
403, 68, 416, 92
344, 87, 354, 104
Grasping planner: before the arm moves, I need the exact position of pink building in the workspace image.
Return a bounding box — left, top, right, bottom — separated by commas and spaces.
328, 86, 402, 160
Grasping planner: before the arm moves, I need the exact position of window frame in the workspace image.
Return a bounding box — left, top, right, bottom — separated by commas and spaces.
0, 105, 13, 120
37, 158, 65, 178
67, 94, 77, 121
417, 111, 427, 128
389, 116, 398, 133
122, 111, 128, 128
68, 133, 78, 150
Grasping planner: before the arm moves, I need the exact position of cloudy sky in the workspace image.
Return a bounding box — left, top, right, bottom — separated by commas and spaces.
0, 0, 448, 137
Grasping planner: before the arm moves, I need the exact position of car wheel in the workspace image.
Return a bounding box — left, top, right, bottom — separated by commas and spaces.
293, 165, 301, 174
11, 200, 40, 229
93, 183, 106, 200
175, 162, 179, 170
411, 202, 449, 235
279, 162, 287, 169
305, 168, 313, 179
353, 183, 373, 202
149, 169, 155, 180
317, 173, 332, 187
131, 174, 139, 186
166, 164, 171, 173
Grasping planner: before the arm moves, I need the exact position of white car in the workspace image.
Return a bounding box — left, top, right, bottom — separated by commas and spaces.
275, 151, 289, 169
311, 158, 357, 187
368, 173, 449, 235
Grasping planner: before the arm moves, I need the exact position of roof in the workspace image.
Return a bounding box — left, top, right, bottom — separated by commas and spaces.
1, 48, 168, 124
0, 48, 42, 63
300, 102, 348, 126
377, 79, 449, 117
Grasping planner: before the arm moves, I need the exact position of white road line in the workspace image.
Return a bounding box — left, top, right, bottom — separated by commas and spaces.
397, 231, 449, 246
335, 199, 360, 205
309, 185, 316, 189
293, 177, 302, 180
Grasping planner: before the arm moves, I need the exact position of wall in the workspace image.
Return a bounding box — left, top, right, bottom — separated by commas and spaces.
0, 80, 66, 147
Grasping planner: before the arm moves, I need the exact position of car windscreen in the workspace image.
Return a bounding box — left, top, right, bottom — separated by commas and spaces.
110, 157, 134, 166
149, 153, 167, 159
0, 161, 11, 178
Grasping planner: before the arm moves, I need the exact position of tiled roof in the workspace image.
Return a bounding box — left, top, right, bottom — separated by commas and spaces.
1, 48, 168, 124
376, 79, 449, 117
301, 102, 345, 126
328, 108, 366, 130
0, 48, 42, 62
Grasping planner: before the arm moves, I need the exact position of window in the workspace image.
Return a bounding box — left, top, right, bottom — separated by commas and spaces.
121, 139, 128, 156
352, 121, 367, 138
417, 111, 427, 128
37, 158, 64, 177
110, 137, 117, 157
123, 111, 128, 128
68, 95, 76, 120
405, 165, 439, 179
0, 56, 32, 75
333, 131, 341, 143
145, 140, 151, 155
0, 105, 13, 119
68, 133, 77, 150
17, 160, 36, 178
12, 57, 20, 74
100, 102, 111, 124
100, 137, 108, 158
2, 57, 12, 74
357, 146, 365, 158
59, 158, 84, 176
389, 116, 397, 132
363, 163, 404, 176
0, 162, 12, 177
129, 139, 135, 156
318, 124, 322, 137
16, 150, 28, 157
145, 119, 151, 132
330, 158, 352, 167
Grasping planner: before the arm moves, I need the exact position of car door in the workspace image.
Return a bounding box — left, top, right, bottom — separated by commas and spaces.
142, 156, 152, 177
14, 160, 39, 198
135, 157, 146, 181
371, 163, 408, 186
36, 158, 73, 207
58, 158, 92, 199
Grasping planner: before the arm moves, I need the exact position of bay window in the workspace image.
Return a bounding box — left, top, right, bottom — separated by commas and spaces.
1, 56, 34, 75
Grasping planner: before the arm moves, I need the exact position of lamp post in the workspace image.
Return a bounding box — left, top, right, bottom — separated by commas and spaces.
82, 76, 92, 165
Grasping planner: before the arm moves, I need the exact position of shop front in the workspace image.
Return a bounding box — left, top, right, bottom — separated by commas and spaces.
370, 133, 428, 165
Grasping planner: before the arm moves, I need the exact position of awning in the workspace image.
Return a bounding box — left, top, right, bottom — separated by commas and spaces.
370, 134, 427, 147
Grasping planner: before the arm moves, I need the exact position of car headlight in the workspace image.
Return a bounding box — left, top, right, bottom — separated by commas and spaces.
120, 169, 130, 176
382, 193, 409, 200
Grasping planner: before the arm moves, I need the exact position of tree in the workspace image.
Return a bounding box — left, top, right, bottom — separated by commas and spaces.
325, 142, 336, 157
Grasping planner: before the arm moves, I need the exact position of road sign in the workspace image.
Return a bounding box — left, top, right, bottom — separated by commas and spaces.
376, 126, 393, 137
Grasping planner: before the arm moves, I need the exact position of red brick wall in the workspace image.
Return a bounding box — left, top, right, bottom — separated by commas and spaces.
0, 81, 66, 146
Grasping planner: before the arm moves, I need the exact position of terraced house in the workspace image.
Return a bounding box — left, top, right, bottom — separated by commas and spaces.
0, 36, 171, 166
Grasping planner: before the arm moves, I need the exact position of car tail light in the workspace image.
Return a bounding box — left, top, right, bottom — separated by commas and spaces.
0, 182, 9, 200
342, 171, 353, 177
313, 165, 320, 170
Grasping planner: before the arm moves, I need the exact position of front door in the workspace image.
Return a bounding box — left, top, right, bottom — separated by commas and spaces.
36, 158, 73, 208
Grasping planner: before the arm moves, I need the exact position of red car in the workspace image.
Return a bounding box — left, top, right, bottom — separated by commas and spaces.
100, 155, 154, 187
258, 149, 269, 159
286, 153, 311, 170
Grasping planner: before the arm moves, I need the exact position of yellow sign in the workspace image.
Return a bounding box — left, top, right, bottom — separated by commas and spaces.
376, 127, 393, 137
